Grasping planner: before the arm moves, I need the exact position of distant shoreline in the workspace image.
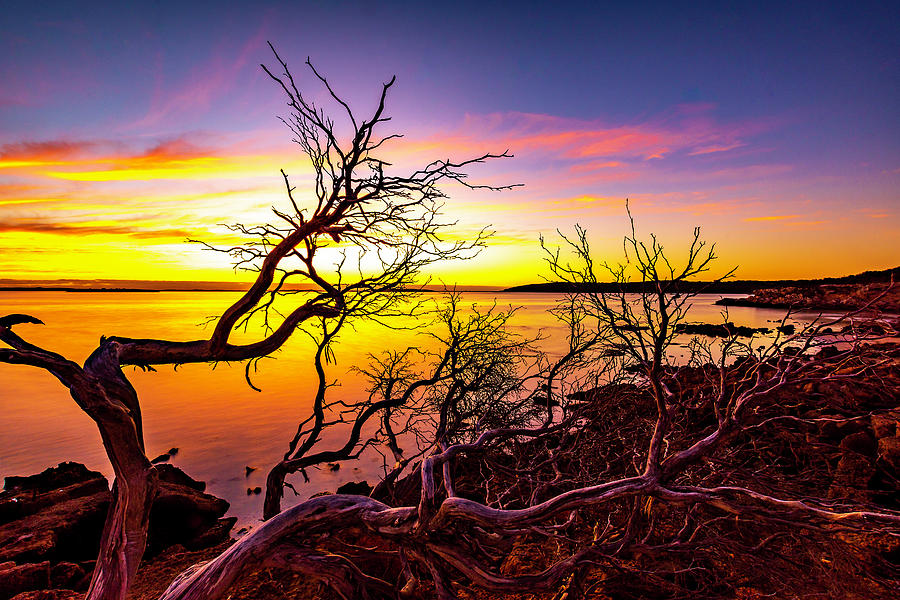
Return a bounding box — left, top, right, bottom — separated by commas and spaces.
501, 266, 899, 294
0, 267, 895, 294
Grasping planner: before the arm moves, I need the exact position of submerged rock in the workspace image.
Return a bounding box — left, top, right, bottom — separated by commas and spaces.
336, 480, 372, 496
674, 322, 771, 338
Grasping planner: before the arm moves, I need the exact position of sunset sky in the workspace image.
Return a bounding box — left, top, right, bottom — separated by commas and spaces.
1, 1, 897, 286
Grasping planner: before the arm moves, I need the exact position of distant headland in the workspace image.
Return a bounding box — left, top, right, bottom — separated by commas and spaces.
503, 267, 900, 313
502, 267, 898, 294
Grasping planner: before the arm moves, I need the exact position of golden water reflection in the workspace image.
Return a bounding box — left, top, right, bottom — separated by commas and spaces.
0, 291, 810, 527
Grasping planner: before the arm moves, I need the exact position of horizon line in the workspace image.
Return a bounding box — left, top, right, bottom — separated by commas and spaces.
1, 265, 896, 292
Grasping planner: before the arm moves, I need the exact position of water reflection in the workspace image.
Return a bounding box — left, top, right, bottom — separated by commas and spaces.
0, 290, 813, 527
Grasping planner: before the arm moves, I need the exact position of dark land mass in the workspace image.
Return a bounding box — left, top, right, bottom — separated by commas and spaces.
503, 266, 899, 295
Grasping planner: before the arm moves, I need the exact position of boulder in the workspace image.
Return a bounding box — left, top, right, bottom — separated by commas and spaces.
877, 436, 900, 473
871, 414, 898, 439
0, 462, 233, 577
0, 561, 50, 600
3, 463, 103, 496
674, 322, 770, 338
0, 486, 109, 563
145, 480, 230, 555
9, 592, 81, 600
829, 452, 875, 502
840, 430, 876, 456
150, 453, 171, 464
0, 478, 107, 527
336, 481, 373, 496
155, 464, 205, 492
48, 563, 85, 591
186, 517, 237, 550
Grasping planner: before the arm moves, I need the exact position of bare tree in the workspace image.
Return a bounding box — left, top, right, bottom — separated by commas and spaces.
262, 290, 543, 519
156, 219, 900, 599
0, 45, 512, 600
4, 47, 897, 599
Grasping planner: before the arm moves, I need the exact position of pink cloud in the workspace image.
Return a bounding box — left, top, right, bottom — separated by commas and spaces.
0, 140, 99, 162
400, 106, 773, 174
688, 142, 747, 156
568, 161, 624, 172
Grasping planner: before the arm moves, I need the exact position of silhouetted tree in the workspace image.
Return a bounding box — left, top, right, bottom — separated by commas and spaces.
3, 48, 898, 600
158, 218, 899, 599
0, 44, 511, 600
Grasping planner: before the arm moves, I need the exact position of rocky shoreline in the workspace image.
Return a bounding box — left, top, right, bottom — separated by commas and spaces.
3, 341, 899, 599
0, 463, 234, 600
716, 281, 900, 313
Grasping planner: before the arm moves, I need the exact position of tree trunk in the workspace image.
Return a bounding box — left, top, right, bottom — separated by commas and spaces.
78, 345, 160, 600
87, 469, 157, 600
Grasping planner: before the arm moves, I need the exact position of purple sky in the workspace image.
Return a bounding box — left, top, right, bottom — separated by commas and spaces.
1, 1, 897, 284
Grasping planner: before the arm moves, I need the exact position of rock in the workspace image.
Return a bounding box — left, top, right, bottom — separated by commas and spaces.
816, 345, 840, 359
245, 466, 256, 477
145, 481, 230, 555
715, 280, 900, 313
0, 561, 50, 600
840, 431, 876, 456
0, 486, 109, 563
877, 437, 900, 473
336, 481, 372, 496
499, 540, 543, 577
150, 453, 171, 464
327, 463, 340, 471
9, 592, 81, 600
155, 464, 205, 492
871, 414, 898, 439
0, 477, 108, 526
829, 452, 875, 502
48, 563, 84, 591
3, 463, 103, 496
185, 517, 236, 550
167, 447, 179, 456
1, 462, 231, 568
674, 322, 770, 338
777, 324, 796, 335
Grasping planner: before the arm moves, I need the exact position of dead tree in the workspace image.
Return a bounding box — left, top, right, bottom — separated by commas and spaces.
157, 220, 900, 600
0, 45, 512, 600
261, 289, 545, 519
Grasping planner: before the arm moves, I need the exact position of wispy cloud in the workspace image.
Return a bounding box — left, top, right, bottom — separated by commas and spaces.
744, 214, 799, 222
0, 134, 294, 182
0, 219, 195, 239
401, 106, 768, 169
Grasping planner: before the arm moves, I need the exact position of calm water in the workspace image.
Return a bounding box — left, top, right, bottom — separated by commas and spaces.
0, 290, 809, 528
